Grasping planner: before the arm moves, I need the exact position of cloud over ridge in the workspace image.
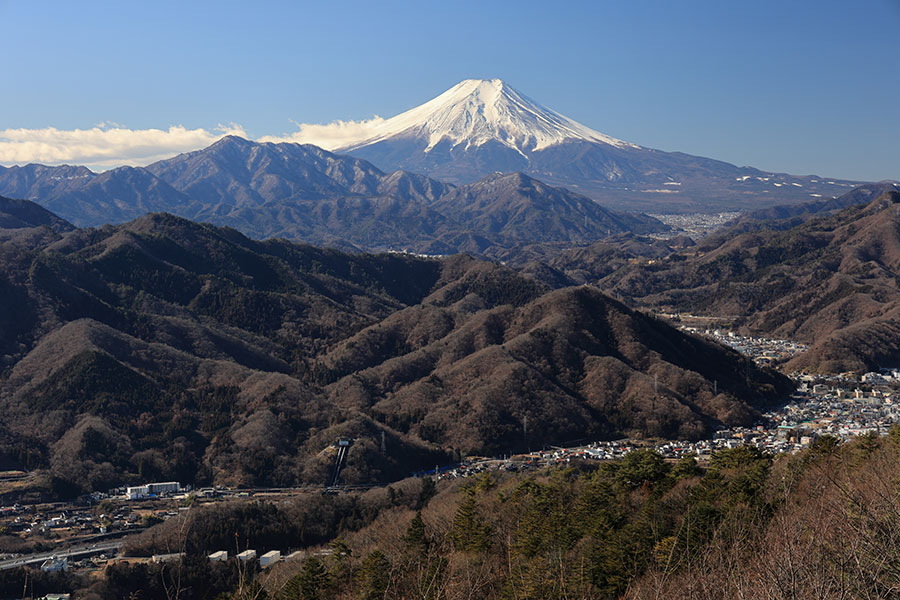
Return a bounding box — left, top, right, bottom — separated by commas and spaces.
0, 116, 397, 171
258, 117, 384, 150
0, 123, 248, 171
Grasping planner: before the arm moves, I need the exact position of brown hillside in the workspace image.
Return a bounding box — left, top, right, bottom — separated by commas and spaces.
0, 211, 788, 493
321, 286, 787, 454
595, 190, 900, 372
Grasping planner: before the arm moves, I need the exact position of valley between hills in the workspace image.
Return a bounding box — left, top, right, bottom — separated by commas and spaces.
2, 178, 899, 500
0, 197, 793, 496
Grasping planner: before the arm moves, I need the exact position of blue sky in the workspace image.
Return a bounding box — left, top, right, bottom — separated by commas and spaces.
1, 0, 898, 180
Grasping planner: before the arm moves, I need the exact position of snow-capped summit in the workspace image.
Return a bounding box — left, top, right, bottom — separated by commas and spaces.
338, 79, 862, 213
337, 78, 637, 155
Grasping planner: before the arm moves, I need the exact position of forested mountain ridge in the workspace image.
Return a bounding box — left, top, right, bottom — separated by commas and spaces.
582, 189, 900, 373
319, 285, 786, 452
0, 206, 786, 494
0, 194, 74, 232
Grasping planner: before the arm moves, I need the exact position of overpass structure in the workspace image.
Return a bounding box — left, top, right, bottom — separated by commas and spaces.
0, 541, 121, 571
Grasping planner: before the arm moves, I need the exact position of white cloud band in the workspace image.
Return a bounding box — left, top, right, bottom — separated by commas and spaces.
259, 117, 384, 150
0, 123, 248, 171
0, 116, 392, 171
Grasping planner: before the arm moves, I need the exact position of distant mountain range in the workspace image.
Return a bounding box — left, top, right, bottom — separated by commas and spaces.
0, 136, 665, 254
335, 79, 866, 212
723, 182, 900, 233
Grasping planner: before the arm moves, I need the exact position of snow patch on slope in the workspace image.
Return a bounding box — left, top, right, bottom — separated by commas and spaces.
335, 79, 638, 155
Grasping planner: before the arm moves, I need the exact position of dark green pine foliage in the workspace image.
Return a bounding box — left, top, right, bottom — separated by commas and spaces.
450, 486, 493, 553
356, 550, 390, 600
323, 537, 354, 595
278, 557, 330, 600
671, 455, 702, 480
404, 511, 428, 551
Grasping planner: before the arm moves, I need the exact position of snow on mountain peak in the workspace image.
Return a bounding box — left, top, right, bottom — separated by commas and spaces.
336, 79, 638, 154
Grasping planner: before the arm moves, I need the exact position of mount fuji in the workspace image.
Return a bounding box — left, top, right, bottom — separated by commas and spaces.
339, 78, 637, 156
335, 79, 862, 212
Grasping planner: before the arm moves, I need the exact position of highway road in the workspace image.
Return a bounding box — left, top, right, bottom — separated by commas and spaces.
0, 541, 121, 570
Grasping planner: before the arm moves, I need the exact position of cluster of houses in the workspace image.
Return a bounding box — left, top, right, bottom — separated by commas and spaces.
646, 211, 741, 240
696, 329, 809, 365
651, 382, 900, 459
778, 381, 900, 439
436, 370, 900, 480
0, 503, 142, 539
860, 370, 900, 384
